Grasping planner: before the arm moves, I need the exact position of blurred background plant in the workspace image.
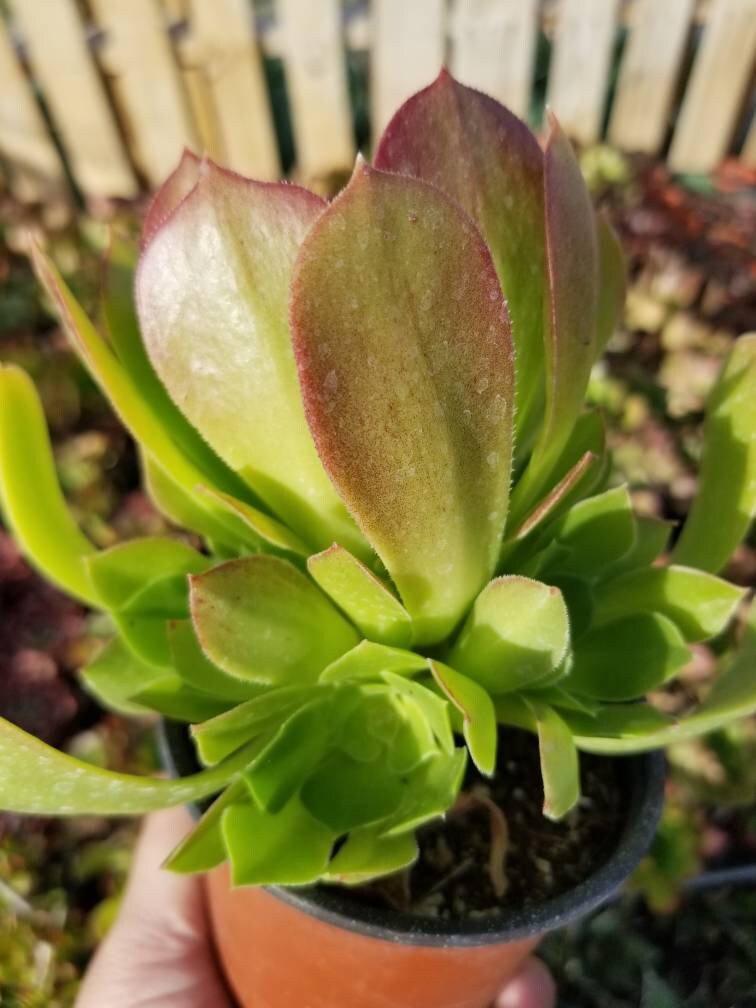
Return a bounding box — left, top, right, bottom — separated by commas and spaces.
0, 142, 753, 1005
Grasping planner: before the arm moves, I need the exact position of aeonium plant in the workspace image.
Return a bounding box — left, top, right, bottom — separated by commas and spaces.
0, 71, 754, 890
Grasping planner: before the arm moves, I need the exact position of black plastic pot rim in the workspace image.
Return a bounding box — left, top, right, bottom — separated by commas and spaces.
160, 720, 666, 949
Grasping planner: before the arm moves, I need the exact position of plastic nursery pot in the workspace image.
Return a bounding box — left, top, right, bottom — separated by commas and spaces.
160, 721, 665, 1008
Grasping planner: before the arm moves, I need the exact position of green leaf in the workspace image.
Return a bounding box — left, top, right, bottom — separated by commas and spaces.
130, 675, 231, 722
325, 824, 418, 884
374, 69, 546, 444
383, 672, 454, 754
448, 576, 570, 693
196, 484, 310, 556
0, 719, 259, 815
85, 537, 209, 611
381, 748, 467, 837
561, 702, 675, 743
114, 573, 192, 667
593, 565, 746, 641
0, 365, 98, 606
320, 640, 427, 682
190, 556, 359, 684
595, 211, 626, 355
549, 486, 637, 580
524, 699, 580, 819
516, 115, 599, 502
165, 779, 247, 874
604, 515, 673, 579
672, 333, 756, 573
244, 698, 333, 812
291, 160, 515, 645
191, 685, 314, 765
301, 753, 404, 832
429, 661, 497, 775
222, 796, 335, 886
568, 612, 690, 700
137, 159, 363, 554
80, 637, 164, 715
168, 620, 260, 702
544, 574, 594, 640
308, 544, 413, 647
510, 451, 599, 541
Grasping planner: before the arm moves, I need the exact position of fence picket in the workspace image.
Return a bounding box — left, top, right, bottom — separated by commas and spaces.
90, 0, 196, 188
176, 0, 279, 180
450, 0, 539, 119
279, 0, 354, 187
547, 0, 621, 144
8, 0, 136, 199
371, 0, 446, 140
609, 0, 695, 155
0, 18, 68, 205
669, 0, 756, 173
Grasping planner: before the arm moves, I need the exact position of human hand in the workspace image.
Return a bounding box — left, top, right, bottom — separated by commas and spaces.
76, 808, 556, 1008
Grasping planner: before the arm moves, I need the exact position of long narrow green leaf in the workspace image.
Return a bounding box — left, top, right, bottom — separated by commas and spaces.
0, 365, 99, 605
0, 719, 259, 815
524, 698, 580, 819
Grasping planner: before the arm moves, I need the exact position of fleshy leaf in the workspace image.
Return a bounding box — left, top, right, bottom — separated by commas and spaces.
168, 620, 260, 702
320, 640, 427, 682
308, 544, 413, 647
197, 484, 310, 556
0, 365, 98, 605
593, 566, 746, 641
141, 149, 200, 249
429, 661, 497, 775
85, 537, 209, 611
383, 672, 454, 754
325, 824, 418, 884
165, 779, 247, 874
301, 753, 404, 832
572, 602, 756, 753
568, 612, 690, 701
222, 796, 334, 886
292, 161, 515, 644
511, 451, 598, 541
191, 685, 314, 765
136, 159, 361, 554
672, 334, 756, 573
381, 748, 467, 837
604, 515, 672, 579
524, 698, 580, 819
114, 573, 192, 667
549, 486, 636, 580
374, 69, 545, 442
130, 676, 231, 722
448, 577, 570, 694
595, 211, 626, 354
0, 718, 259, 815
190, 556, 359, 683
517, 114, 599, 502
81, 637, 163, 715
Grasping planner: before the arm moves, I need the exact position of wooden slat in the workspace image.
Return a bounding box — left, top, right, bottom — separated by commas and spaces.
669, 0, 756, 173
450, 0, 540, 119
279, 0, 354, 186
371, 0, 446, 140
0, 18, 68, 205
177, 0, 279, 180
91, 0, 196, 188
609, 0, 695, 155
9, 0, 136, 199
546, 0, 621, 144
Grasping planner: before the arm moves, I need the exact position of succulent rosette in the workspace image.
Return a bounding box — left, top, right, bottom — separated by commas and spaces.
0, 72, 754, 887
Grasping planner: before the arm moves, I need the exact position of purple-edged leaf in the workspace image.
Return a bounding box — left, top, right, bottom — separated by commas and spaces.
595, 211, 626, 354
672, 333, 756, 573
292, 163, 515, 644
374, 70, 545, 441
141, 149, 200, 249
518, 114, 599, 500
136, 159, 362, 555
190, 556, 359, 684
429, 661, 497, 775
308, 544, 413, 647
512, 451, 598, 540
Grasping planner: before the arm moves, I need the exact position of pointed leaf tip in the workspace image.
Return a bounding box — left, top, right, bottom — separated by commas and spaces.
142, 149, 201, 249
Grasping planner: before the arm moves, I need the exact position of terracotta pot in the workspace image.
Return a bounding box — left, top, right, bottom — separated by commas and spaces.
161, 721, 665, 1008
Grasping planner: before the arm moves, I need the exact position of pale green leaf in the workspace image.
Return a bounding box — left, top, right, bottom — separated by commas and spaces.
524, 699, 580, 819
429, 661, 497, 775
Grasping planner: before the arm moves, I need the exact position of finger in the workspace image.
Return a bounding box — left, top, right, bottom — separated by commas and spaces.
494, 956, 556, 1008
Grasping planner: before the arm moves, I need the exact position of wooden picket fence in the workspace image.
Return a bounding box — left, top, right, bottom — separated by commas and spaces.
0, 0, 755, 216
